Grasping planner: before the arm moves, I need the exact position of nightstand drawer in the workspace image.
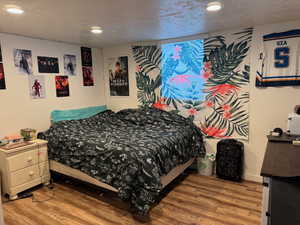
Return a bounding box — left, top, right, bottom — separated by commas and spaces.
38, 146, 48, 162
10, 165, 40, 187
7, 149, 38, 172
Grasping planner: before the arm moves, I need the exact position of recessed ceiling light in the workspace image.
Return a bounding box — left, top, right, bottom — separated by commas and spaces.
90, 26, 103, 34
206, 1, 222, 12
4, 5, 24, 14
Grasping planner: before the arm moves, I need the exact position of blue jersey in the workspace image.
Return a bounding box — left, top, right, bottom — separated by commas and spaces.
256, 29, 300, 87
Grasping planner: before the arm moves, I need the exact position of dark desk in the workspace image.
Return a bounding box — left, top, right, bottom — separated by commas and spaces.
261, 136, 300, 225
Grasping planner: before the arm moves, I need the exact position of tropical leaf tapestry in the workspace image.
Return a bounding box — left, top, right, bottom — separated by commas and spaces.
132, 28, 253, 140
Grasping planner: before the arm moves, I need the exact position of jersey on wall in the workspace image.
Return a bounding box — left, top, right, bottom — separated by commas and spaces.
256, 29, 300, 87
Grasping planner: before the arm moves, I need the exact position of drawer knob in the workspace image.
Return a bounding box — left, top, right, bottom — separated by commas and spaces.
27, 157, 33, 162
29, 171, 34, 176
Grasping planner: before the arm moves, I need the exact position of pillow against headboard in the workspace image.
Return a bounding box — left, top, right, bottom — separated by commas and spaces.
51, 105, 107, 123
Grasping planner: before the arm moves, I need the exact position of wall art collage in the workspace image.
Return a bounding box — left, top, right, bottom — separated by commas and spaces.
0, 45, 94, 98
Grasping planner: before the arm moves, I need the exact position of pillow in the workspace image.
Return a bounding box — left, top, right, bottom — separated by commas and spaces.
51, 105, 107, 122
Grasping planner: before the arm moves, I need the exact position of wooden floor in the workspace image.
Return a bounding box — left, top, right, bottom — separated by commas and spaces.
3, 172, 262, 225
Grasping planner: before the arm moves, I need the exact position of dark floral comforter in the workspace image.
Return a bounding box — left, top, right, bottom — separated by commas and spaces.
40, 107, 205, 214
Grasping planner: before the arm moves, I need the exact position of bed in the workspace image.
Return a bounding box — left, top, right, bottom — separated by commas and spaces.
39, 107, 205, 215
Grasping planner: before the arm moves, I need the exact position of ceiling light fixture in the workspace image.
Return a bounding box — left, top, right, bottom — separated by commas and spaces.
90, 26, 103, 34
206, 1, 222, 12
4, 5, 24, 14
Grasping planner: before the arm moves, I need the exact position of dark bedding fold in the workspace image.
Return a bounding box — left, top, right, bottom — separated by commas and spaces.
40, 107, 205, 214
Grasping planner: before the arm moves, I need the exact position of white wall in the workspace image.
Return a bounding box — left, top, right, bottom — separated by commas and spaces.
0, 33, 105, 136
103, 20, 300, 182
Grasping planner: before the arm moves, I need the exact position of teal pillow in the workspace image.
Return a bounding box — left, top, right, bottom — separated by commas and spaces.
51, 105, 107, 122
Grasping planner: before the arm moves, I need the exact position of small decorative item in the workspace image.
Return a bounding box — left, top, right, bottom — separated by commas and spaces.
4, 134, 24, 146
197, 153, 216, 176
20, 128, 37, 141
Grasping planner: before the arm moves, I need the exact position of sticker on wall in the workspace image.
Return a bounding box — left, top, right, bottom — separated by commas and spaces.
13, 49, 33, 75
107, 56, 129, 96
38, 56, 59, 73
55, 76, 70, 97
28, 76, 46, 99
81, 47, 94, 86
0, 45, 6, 90
64, 54, 76, 76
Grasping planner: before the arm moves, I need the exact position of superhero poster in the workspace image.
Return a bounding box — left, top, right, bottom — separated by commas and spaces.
28, 76, 46, 99
81, 47, 94, 86
55, 76, 70, 97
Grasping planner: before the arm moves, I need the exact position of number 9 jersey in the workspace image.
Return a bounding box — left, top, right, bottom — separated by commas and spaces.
256, 29, 300, 87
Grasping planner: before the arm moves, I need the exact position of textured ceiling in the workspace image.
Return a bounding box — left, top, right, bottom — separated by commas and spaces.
0, 0, 300, 47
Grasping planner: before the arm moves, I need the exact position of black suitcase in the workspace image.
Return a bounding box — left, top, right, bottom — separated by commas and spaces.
216, 139, 244, 181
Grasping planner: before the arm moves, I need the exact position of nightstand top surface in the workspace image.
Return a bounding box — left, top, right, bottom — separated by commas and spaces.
0, 139, 47, 154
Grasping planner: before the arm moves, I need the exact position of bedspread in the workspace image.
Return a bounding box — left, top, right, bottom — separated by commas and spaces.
40, 107, 205, 214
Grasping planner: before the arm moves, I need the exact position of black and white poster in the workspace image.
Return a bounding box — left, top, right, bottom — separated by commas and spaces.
38, 56, 59, 73
108, 56, 129, 96
81, 47, 94, 86
13, 49, 33, 75
64, 54, 76, 76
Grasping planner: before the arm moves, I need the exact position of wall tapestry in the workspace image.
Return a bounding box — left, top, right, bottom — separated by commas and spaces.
28, 76, 46, 99
132, 28, 253, 140
81, 47, 94, 86
64, 54, 76, 76
13, 49, 33, 75
0, 45, 6, 90
55, 76, 70, 97
107, 56, 129, 96
38, 56, 59, 73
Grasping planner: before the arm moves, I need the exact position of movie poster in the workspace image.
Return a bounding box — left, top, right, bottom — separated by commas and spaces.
55, 76, 70, 97
81, 47, 94, 86
108, 56, 129, 96
38, 56, 59, 73
64, 54, 76, 76
28, 76, 46, 99
0, 45, 6, 90
13, 49, 33, 75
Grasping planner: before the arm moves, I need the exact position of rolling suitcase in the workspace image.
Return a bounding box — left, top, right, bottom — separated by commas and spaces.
216, 139, 244, 181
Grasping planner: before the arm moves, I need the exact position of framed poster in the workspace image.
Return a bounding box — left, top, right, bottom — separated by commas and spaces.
108, 56, 129, 96
13, 49, 33, 75
28, 76, 46, 99
38, 56, 59, 73
55, 76, 70, 97
81, 47, 94, 86
64, 54, 76, 76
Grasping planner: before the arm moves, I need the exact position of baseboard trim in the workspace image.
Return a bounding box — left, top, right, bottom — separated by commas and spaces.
244, 173, 263, 183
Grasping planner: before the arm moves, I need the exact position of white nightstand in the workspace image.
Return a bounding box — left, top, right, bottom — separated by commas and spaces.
0, 173, 4, 225
0, 139, 50, 200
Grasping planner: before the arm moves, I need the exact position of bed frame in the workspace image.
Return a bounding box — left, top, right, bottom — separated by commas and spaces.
50, 158, 195, 192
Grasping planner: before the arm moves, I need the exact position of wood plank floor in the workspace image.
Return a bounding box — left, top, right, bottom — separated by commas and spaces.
2, 172, 262, 225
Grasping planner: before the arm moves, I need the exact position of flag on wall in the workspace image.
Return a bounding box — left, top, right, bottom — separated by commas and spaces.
81, 47, 94, 86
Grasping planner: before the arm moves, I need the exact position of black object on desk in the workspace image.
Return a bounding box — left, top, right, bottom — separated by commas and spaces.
261, 134, 300, 225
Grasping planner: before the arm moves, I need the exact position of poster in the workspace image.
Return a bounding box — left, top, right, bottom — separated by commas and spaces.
108, 56, 129, 96
55, 76, 70, 97
64, 54, 76, 76
13, 49, 33, 75
28, 76, 46, 99
0, 45, 6, 90
81, 47, 94, 86
0, 63, 6, 90
38, 56, 59, 73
